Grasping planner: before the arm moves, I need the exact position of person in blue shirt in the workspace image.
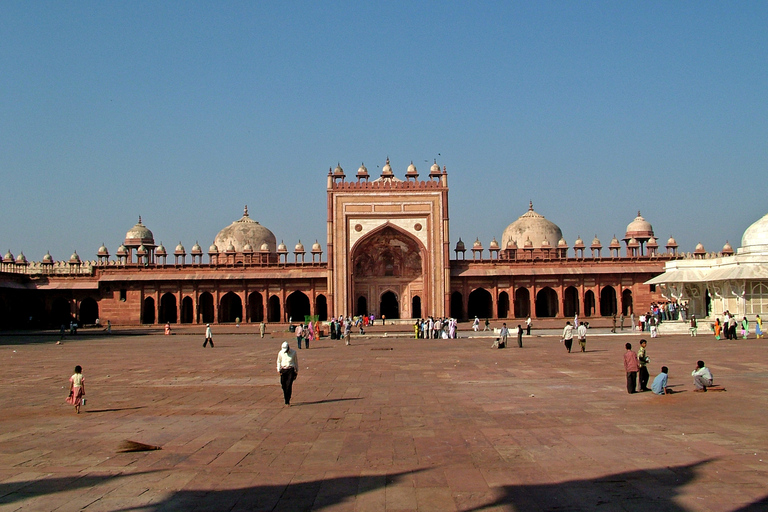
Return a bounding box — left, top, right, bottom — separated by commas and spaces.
651, 366, 672, 395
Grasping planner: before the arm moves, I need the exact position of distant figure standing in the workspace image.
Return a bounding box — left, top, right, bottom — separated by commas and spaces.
756, 315, 763, 339
203, 324, 214, 348
562, 321, 574, 353
344, 318, 351, 345
295, 323, 303, 349
483, 318, 490, 331
517, 325, 523, 348
499, 323, 509, 347
689, 315, 698, 336
526, 316, 532, 335
577, 322, 587, 352
630, 312, 635, 332
165, 322, 171, 335
619, 313, 625, 331
276, 342, 298, 406
624, 343, 639, 394
259, 322, 266, 338
106, 320, 112, 334
637, 339, 650, 392
382, 314, 386, 326
473, 316, 480, 331
741, 317, 749, 339
611, 314, 617, 333
65, 365, 85, 414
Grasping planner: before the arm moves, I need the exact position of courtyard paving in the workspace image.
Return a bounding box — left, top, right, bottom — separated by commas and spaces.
1, 326, 767, 511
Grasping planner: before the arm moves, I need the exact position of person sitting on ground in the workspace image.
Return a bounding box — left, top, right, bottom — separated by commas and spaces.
692, 360, 713, 392
651, 366, 672, 395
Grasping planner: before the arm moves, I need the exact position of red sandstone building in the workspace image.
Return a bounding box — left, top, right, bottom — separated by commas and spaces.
1, 160, 683, 328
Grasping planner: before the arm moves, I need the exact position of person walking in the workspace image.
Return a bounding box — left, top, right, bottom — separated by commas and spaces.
624, 343, 639, 394
526, 315, 532, 335
637, 339, 650, 391
344, 318, 351, 345
756, 315, 763, 339
483, 318, 490, 331
65, 365, 85, 414
619, 313, 625, 330
276, 342, 299, 406
741, 317, 749, 339
259, 322, 266, 338
500, 323, 509, 347
577, 321, 587, 352
295, 323, 303, 349
203, 324, 214, 347
517, 324, 523, 348
611, 314, 617, 333
473, 316, 480, 332
562, 321, 574, 353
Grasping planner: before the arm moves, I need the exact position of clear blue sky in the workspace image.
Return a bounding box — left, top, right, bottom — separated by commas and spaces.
2, 2, 766, 261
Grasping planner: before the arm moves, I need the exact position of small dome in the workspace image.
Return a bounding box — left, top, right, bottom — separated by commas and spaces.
97, 243, 109, 256
155, 243, 167, 255
740, 212, 768, 254
473, 238, 483, 249
191, 241, 202, 254
406, 161, 418, 176
3, 250, 14, 263
225, 242, 236, 253
501, 202, 564, 250
381, 157, 393, 176
541, 239, 551, 248
524, 237, 533, 248
506, 239, 518, 249
455, 239, 466, 251
175, 242, 186, 254
15, 252, 27, 264
357, 163, 369, 177
208, 243, 218, 253
591, 236, 602, 248
557, 237, 568, 248
294, 241, 305, 252
628, 237, 640, 247
70, 251, 81, 263
136, 244, 148, 255
722, 241, 734, 254
624, 211, 654, 241
666, 237, 678, 247
574, 236, 585, 248
214, 206, 277, 254
609, 236, 621, 248
489, 238, 500, 250
430, 160, 440, 174
278, 241, 288, 253
260, 242, 270, 252
42, 251, 53, 263
116, 244, 128, 256
242, 242, 253, 253
694, 243, 706, 253
334, 163, 344, 175
312, 241, 322, 253
124, 216, 155, 247
647, 237, 659, 247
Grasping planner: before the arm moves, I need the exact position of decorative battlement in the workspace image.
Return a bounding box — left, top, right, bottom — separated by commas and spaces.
331, 179, 446, 191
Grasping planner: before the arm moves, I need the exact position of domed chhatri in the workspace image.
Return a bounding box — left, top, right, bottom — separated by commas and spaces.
623, 211, 654, 254
214, 206, 277, 254
124, 216, 155, 247
501, 201, 564, 251
740, 212, 768, 255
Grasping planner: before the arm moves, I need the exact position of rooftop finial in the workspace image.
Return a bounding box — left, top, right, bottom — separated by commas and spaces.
529, 201, 533, 211
637, 210, 641, 217
244, 205, 249, 217
138, 215, 142, 224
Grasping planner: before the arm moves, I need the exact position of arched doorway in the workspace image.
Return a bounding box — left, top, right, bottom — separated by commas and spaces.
268, 295, 281, 323
563, 286, 579, 318
181, 296, 194, 323
705, 290, 712, 317
199, 292, 214, 324
220, 292, 243, 323
514, 288, 530, 318
351, 225, 425, 320
142, 297, 155, 324
79, 297, 99, 325
159, 293, 177, 324
450, 291, 463, 320
412, 295, 422, 318
316, 295, 328, 321
600, 286, 617, 316
468, 288, 492, 319
248, 292, 264, 322
356, 296, 368, 317
497, 291, 510, 318
535, 287, 558, 317
380, 290, 399, 319
51, 297, 72, 327
621, 289, 633, 315
286, 291, 310, 322
584, 290, 596, 317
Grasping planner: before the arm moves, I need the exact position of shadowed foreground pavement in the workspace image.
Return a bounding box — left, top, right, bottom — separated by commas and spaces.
1, 330, 767, 511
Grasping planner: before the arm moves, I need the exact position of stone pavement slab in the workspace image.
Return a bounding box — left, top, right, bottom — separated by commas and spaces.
1, 330, 768, 511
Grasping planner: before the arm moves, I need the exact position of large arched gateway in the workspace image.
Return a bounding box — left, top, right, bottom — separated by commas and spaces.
351, 225, 425, 319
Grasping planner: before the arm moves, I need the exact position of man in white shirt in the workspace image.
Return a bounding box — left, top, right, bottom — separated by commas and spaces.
562, 322, 574, 353
276, 342, 299, 405
577, 322, 587, 352
295, 323, 303, 349
692, 360, 713, 392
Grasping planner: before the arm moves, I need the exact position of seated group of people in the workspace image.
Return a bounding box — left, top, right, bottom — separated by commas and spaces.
651, 360, 714, 395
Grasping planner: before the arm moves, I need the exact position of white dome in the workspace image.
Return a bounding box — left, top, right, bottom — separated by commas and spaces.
214, 206, 277, 254
740, 212, 768, 254
501, 202, 563, 250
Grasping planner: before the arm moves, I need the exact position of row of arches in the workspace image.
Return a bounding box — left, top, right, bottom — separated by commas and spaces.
142, 290, 328, 324
451, 286, 633, 320
354, 291, 421, 320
